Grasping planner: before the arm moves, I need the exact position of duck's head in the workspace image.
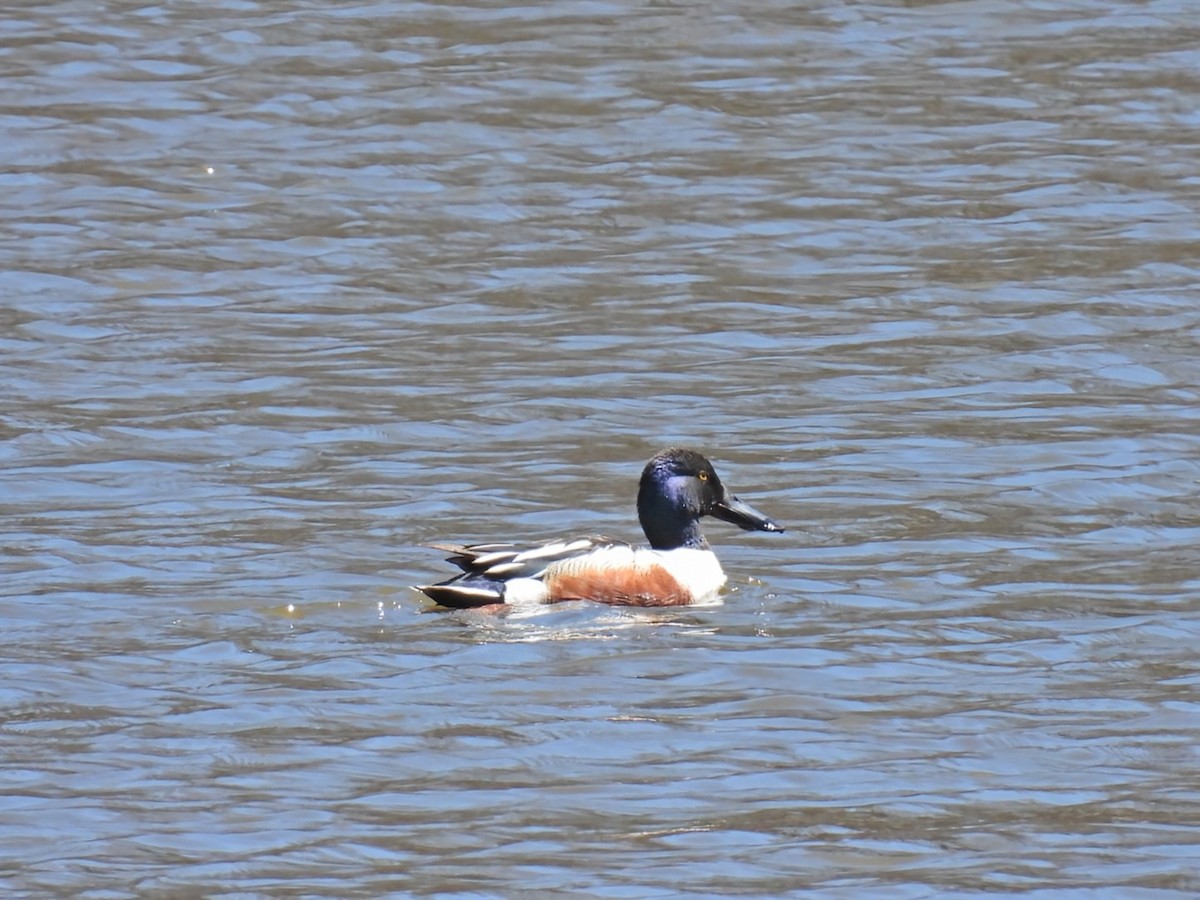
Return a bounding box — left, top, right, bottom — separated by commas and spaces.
636, 447, 784, 550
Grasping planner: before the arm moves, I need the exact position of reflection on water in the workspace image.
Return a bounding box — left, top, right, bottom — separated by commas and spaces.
3, 0, 1200, 895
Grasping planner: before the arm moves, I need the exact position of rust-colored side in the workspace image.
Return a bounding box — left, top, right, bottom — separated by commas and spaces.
544, 561, 693, 607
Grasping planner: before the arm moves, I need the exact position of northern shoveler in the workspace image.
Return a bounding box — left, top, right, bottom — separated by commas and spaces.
416, 447, 783, 609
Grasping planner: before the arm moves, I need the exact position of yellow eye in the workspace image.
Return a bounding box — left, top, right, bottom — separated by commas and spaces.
698, 471, 709, 482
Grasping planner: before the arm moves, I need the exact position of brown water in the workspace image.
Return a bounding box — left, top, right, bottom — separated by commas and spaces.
3, 0, 1200, 896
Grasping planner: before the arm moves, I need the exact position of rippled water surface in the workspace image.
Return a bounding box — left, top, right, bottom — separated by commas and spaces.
4, 0, 1200, 896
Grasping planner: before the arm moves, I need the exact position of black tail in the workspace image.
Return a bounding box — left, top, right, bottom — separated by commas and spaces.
416, 578, 507, 609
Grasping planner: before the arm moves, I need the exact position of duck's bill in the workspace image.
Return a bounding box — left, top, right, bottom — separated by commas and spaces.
712, 492, 784, 534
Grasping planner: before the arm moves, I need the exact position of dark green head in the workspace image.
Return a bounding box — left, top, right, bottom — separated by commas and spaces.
636, 447, 784, 550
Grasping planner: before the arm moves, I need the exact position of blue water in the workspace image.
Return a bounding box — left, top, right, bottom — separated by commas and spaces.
3, 0, 1200, 896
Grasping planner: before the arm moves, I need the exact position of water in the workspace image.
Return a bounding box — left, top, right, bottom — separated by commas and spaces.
3, 0, 1200, 895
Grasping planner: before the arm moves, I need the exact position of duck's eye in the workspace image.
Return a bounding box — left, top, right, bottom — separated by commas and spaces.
697, 471, 709, 482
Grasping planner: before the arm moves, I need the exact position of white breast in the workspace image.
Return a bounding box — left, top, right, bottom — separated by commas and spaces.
652, 548, 727, 605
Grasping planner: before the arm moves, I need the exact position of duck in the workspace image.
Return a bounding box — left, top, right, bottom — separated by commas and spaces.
416, 447, 783, 609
